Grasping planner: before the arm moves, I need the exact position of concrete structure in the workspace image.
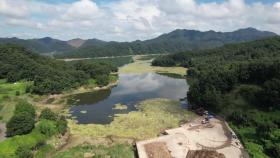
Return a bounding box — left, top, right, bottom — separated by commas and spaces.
136, 118, 246, 158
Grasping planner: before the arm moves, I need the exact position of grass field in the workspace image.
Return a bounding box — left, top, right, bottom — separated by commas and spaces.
68, 98, 194, 140
0, 129, 48, 157
0, 80, 31, 123
53, 144, 134, 158
0, 79, 29, 101
119, 57, 187, 76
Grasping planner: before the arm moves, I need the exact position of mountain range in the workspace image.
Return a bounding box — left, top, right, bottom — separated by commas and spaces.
0, 28, 277, 58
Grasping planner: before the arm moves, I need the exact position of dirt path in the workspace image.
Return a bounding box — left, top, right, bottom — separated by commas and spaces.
62, 54, 164, 62
0, 123, 6, 142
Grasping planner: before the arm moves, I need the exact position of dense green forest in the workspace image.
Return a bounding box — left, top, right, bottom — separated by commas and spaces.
153, 37, 280, 158
78, 56, 133, 68
0, 44, 115, 94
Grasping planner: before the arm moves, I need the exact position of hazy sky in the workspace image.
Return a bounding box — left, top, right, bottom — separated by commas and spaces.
1, 0, 280, 41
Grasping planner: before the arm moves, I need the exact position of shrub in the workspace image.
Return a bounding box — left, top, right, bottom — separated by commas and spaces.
15, 146, 33, 158
37, 120, 57, 137
39, 108, 57, 121
16, 91, 20, 96
25, 85, 33, 93
56, 116, 67, 135
6, 112, 35, 137
14, 101, 36, 119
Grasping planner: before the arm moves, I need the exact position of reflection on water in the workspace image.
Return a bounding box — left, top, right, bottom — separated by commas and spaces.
69, 73, 189, 124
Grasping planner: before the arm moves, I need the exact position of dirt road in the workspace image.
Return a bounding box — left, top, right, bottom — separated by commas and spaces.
0, 123, 6, 142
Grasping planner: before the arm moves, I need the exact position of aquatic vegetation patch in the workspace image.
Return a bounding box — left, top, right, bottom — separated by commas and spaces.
68, 98, 194, 140
119, 59, 187, 76
80, 110, 87, 114
113, 103, 128, 110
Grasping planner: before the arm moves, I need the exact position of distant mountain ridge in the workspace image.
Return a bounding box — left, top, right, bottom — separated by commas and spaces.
0, 28, 277, 58
67, 38, 86, 48
0, 37, 74, 54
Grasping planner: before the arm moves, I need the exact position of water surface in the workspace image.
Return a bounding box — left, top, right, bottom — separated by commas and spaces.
69, 73, 189, 124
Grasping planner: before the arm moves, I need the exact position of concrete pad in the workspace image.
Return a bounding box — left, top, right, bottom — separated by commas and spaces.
136, 118, 245, 158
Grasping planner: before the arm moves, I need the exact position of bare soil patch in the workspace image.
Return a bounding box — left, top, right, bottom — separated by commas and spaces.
144, 142, 172, 158
186, 150, 226, 158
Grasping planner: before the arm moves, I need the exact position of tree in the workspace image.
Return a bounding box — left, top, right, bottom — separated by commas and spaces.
95, 75, 109, 86
14, 101, 36, 119
201, 87, 222, 112
256, 122, 277, 139
37, 120, 57, 137
6, 113, 35, 137
229, 111, 250, 127
56, 116, 68, 135
272, 143, 280, 158
39, 108, 57, 121
15, 146, 33, 158
261, 78, 280, 110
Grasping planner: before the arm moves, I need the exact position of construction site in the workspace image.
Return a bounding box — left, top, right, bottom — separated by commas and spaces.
136, 115, 249, 158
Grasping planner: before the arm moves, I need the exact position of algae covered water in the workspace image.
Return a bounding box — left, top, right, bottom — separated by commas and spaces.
69, 73, 189, 124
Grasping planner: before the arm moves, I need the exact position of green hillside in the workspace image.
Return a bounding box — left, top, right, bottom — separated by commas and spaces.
0, 44, 115, 94
152, 36, 280, 158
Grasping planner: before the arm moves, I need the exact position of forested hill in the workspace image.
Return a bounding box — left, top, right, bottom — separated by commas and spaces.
152, 36, 280, 67
56, 28, 277, 58
0, 37, 74, 54
0, 44, 115, 94
0, 28, 276, 58
152, 37, 280, 158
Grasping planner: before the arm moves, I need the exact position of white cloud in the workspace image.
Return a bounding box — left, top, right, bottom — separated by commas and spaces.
6, 19, 44, 29
273, 2, 280, 9
0, 0, 280, 41
61, 0, 100, 21
0, 0, 28, 18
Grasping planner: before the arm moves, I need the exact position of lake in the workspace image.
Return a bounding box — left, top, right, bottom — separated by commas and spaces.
69, 73, 189, 124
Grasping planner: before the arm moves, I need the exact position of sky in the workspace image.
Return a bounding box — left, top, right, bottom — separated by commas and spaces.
0, 0, 280, 41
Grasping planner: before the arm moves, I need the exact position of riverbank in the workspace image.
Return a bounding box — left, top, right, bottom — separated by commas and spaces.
36, 76, 118, 111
